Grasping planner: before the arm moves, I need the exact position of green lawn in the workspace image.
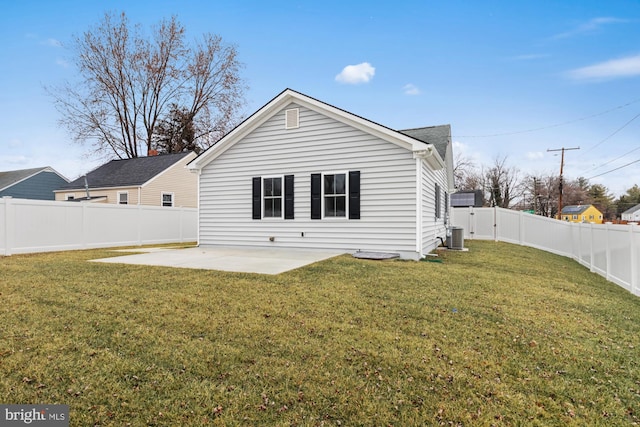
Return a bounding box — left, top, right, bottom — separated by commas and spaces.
1, 241, 639, 426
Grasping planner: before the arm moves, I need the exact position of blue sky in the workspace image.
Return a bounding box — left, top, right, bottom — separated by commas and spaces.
2, 0, 640, 197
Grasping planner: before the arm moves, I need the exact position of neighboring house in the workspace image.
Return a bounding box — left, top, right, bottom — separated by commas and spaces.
187, 89, 455, 260
560, 205, 603, 223
54, 152, 197, 207
621, 203, 640, 222
451, 190, 484, 208
0, 167, 69, 200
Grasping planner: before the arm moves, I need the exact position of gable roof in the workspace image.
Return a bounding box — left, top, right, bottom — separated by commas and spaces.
622, 203, 640, 215
56, 152, 193, 191
561, 205, 597, 215
188, 88, 448, 171
0, 167, 68, 192
399, 126, 450, 160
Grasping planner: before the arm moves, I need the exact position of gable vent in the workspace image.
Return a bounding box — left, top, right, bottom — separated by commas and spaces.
285, 108, 299, 129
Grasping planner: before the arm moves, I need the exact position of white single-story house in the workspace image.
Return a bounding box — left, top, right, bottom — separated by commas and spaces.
187, 89, 454, 260
622, 203, 640, 222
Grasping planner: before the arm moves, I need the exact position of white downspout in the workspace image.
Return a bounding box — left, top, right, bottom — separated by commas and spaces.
415, 157, 423, 257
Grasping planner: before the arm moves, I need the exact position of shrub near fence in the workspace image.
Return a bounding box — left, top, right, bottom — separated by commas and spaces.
0, 197, 197, 256
451, 206, 640, 296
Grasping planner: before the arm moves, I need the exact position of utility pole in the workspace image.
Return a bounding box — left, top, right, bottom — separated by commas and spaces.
547, 147, 580, 219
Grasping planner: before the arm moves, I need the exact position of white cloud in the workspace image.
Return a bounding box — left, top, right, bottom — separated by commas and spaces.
567, 54, 640, 81
43, 38, 62, 48
403, 83, 421, 95
56, 58, 69, 68
335, 62, 375, 84
552, 17, 627, 39
526, 151, 544, 160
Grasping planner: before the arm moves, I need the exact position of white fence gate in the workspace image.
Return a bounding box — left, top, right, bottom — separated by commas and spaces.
1, 197, 197, 256
451, 207, 640, 296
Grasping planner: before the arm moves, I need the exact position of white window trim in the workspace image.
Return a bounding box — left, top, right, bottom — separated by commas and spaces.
321, 171, 349, 219
117, 191, 129, 205
262, 175, 284, 219
161, 192, 174, 207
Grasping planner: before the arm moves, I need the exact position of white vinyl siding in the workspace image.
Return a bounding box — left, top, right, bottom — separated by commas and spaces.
421, 160, 448, 254
198, 103, 419, 256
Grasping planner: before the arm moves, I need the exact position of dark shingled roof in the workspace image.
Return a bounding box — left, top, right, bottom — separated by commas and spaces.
399, 125, 451, 159
57, 152, 192, 190
0, 167, 60, 191
561, 205, 591, 215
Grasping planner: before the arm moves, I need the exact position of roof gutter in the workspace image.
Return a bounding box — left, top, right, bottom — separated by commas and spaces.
413, 146, 445, 170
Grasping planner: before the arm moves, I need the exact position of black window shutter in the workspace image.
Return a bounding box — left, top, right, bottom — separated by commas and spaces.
284, 175, 294, 219
310, 173, 321, 219
349, 170, 360, 220
252, 177, 261, 219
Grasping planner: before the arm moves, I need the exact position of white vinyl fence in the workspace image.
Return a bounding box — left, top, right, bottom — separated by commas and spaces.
451, 207, 640, 296
1, 197, 197, 256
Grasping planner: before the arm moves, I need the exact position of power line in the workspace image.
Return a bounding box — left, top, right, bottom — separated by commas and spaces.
586, 158, 640, 180
453, 97, 640, 138
576, 111, 640, 159
583, 144, 640, 174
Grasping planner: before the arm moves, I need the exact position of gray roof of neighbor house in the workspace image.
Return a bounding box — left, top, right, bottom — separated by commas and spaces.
0, 167, 62, 191
57, 152, 193, 190
561, 205, 593, 215
399, 125, 451, 159
622, 203, 640, 215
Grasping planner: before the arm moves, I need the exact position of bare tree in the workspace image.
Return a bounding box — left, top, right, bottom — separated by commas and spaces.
483, 156, 523, 208
453, 152, 477, 190
49, 12, 245, 159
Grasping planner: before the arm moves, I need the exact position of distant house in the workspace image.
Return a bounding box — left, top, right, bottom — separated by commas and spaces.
0, 167, 69, 200
560, 205, 603, 224
621, 204, 640, 222
187, 88, 455, 260
451, 190, 484, 208
54, 152, 197, 207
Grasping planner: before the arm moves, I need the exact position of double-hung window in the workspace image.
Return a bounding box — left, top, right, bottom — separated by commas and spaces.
252, 175, 294, 220
310, 171, 360, 220
162, 192, 174, 207
323, 173, 347, 217
118, 191, 128, 205
263, 177, 283, 218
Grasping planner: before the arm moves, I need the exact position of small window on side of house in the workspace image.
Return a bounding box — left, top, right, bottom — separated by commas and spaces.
118, 192, 128, 205
572, 215, 577, 220
65, 194, 75, 201
162, 192, 174, 207
435, 184, 441, 219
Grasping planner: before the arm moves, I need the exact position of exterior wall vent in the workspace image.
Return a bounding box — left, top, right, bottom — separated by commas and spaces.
285, 108, 299, 129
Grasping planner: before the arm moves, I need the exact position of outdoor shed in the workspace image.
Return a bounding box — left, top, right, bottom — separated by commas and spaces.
187, 89, 454, 260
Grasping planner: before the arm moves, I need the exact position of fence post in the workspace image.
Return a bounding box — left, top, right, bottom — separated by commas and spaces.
493, 206, 498, 242
605, 222, 612, 282
2, 196, 12, 256
630, 223, 638, 295
179, 207, 184, 243
589, 223, 595, 273
137, 205, 143, 246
